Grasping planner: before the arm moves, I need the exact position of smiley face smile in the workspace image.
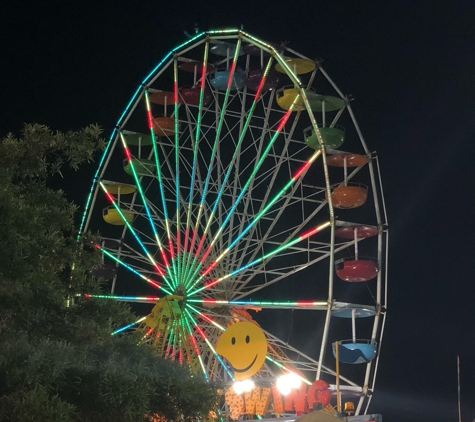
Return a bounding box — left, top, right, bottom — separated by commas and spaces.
233, 354, 258, 373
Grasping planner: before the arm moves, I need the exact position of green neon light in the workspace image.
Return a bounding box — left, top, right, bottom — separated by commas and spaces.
100, 247, 173, 295
184, 308, 234, 379
145, 90, 179, 287
118, 134, 175, 292
190, 222, 330, 296
182, 40, 210, 284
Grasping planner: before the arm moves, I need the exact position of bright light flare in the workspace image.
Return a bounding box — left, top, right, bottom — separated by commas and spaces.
276, 372, 302, 395
233, 379, 255, 394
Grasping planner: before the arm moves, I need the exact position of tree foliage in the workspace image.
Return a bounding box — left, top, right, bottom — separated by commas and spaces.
0, 124, 218, 421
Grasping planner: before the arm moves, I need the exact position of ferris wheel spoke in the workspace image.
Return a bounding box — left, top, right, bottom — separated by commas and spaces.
144, 90, 180, 286
83, 293, 159, 303
111, 315, 149, 336
188, 222, 330, 296
234, 240, 353, 299
187, 298, 328, 310
172, 58, 184, 287
186, 304, 226, 331
228, 107, 304, 270
97, 246, 172, 293
184, 308, 234, 380
181, 314, 210, 381
181, 41, 210, 279
98, 181, 167, 279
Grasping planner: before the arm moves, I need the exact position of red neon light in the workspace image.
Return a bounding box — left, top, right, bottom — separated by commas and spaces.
202, 298, 217, 304
299, 226, 320, 239
195, 236, 209, 262
276, 108, 293, 133
204, 279, 219, 288
123, 146, 132, 161
198, 312, 214, 324
201, 258, 218, 277
188, 333, 200, 354
174, 80, 179, 104
146, 109, 154, 130
297, 300, 315, 306
105, 192, 115, 202
153, 263, 165, 277
168, 238, 175, 259
293, 160, 312, 181
148, 279, 161, 289
227, 61, 237, 87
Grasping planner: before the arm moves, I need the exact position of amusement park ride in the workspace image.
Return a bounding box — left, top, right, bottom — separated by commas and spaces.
80, 29, 388, 421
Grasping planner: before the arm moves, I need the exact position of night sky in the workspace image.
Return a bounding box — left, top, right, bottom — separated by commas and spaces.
2, 1, 475, 421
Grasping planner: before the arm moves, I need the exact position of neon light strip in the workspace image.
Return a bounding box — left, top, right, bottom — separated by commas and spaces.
186, 56, 274, 282
141, 32, 206, 86
111, 315, 147, 335
139, 327, 154, 344
182, 40, 210, 285
145, 90, 179, 286
186, 101, 299, 290
165, 323, 176, 359
184, 308, 234, 379
207, 29, 240, 35
119, 132, 171, 272
186, 304, 226, 331
182, 316, 209, 381
99, 246, 172, 294
84, 294, 159, 302
173, 59, 182, 289
190, 221, 330, 295
185, 37, 243, 283
187, 299, 328, 309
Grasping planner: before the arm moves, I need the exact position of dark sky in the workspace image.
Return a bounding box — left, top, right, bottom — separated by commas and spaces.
2, 1, 475, 421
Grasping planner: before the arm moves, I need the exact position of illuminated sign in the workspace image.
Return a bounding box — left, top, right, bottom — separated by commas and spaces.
225, 380, 330, 419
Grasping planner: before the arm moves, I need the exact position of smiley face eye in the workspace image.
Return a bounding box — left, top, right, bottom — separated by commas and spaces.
245, 335, 250, 343
231, 337, 236, 345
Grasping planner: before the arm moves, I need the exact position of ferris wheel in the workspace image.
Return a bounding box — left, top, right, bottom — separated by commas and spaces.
80, 29, 388, 417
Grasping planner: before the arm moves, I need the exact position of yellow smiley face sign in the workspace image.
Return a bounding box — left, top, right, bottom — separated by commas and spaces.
216, 321, 268, 380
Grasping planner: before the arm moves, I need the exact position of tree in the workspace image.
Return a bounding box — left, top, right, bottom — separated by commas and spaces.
0, 124, 218, 421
